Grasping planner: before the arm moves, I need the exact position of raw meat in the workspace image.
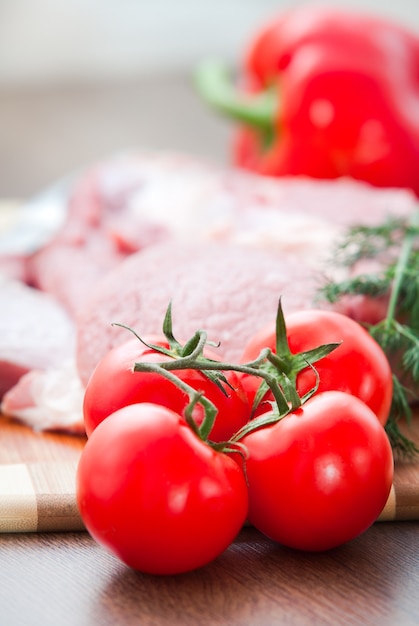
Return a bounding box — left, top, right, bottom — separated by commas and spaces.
0, 276, 75, 398
1, 360, 84, 433
76, 242, 332, 386
25, 151, 417, 317
25, 153, 205, 316
0, 255, 28, 283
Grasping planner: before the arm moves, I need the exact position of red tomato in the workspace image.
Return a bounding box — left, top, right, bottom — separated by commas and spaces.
76, 403, 248, 575
240, 309, 393, 425
83, 337, 250, 441
240, 391, 394, 551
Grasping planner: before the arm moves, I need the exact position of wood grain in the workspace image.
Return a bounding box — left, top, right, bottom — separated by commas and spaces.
0, 461, 84, 532
0, 415, 86, 464
2, 523, 419, 626
0, 415, 86, 532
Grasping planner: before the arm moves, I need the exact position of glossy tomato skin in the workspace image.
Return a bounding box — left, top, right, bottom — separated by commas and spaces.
240, 309, 393, 425
76, 403, 248, 575
241, 391, 394, 551
83, 337, 250, 441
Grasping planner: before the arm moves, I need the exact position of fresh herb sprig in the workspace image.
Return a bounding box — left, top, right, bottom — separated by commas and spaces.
319, 211, 419, 458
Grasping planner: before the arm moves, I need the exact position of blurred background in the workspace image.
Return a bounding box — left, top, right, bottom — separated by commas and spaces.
0, 0, 418, 197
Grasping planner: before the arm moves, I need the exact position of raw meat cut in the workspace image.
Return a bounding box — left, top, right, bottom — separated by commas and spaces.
1, 360, 84, 433
0, 255, 28, 283
25, 155, 173, 316
25, 151, 417, 317
0, 276, 75, 398
76, 242, 334, 386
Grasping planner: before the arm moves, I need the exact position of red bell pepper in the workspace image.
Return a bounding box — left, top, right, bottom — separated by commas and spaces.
196, 7, 419, 197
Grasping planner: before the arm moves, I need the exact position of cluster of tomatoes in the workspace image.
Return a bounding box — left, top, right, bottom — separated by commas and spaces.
76, 306, 394, 576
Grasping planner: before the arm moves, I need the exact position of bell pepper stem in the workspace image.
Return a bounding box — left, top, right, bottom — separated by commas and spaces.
194, 59, 277, 131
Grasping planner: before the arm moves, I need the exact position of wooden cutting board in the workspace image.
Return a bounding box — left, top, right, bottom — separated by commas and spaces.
1, 412, 419, 533
0, 416, 85, 532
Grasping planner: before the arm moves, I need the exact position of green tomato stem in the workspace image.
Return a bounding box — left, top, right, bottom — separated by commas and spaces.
132, 359, 218, 441
148, 349, 292, 414
123, 299, 341, 447
133, 340, 295, 446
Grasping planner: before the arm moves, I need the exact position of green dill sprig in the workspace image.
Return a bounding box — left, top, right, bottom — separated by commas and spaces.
321, 274, 390, 302
331, 216, 419, 266
318, 210, 419, 459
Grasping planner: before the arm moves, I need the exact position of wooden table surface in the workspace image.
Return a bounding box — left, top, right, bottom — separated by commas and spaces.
1, 77, 419, 626
2, 520, 419, 626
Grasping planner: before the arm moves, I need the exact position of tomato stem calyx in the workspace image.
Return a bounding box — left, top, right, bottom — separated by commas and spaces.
115, 299, 341, 450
